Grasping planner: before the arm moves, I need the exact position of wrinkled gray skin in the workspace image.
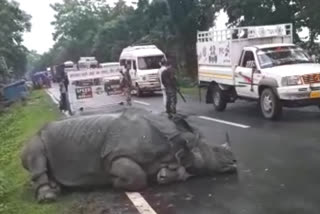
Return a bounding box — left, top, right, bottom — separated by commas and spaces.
21, 107, 237, 203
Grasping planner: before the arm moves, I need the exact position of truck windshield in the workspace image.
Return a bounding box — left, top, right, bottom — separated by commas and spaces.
138, 55, 163, 70
257, 46, 312, 69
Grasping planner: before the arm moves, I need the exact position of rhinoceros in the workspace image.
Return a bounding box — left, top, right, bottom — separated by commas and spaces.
21, 107, 237, 203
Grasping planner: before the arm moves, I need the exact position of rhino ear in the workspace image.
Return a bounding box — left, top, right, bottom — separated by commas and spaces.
222, 132, 231, 149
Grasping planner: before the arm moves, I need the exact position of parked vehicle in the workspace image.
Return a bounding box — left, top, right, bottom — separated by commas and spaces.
100, 62, 122, 95
2, 80, 28, 101
197, 23, 320, 120
64, 61, 77, 73
78, 57, 99, 70
119, 45, 165, 96
32, 72, 51, 89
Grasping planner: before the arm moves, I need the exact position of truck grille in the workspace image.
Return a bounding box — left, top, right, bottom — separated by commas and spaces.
147, 74, 159, 81
302, 74, 320, 84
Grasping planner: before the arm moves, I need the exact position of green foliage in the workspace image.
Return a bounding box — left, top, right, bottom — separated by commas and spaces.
0, 0, 31, 80
0, 91, 61, 214
219, 0, 320, 47
32, 0, 320, 77
33, 0, 215, 78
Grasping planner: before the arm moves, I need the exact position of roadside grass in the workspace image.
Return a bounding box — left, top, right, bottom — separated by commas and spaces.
0, 90, 62, 214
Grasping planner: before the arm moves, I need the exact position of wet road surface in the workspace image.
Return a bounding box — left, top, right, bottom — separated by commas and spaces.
47, 85, 320, 214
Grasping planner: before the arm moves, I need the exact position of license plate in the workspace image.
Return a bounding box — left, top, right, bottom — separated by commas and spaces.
310, 91, 320, 99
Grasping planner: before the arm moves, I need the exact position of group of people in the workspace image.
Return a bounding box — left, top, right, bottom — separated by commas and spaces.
120, 58, 178, 118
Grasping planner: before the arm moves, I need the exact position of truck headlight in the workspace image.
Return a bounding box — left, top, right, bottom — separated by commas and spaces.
140, 75, 147, 81
281, 76, 302, 86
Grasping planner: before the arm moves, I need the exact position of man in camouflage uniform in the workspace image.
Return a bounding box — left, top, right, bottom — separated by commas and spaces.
59, 79, 67, 112
161, 59, 178, 117
120, 62, 132, 106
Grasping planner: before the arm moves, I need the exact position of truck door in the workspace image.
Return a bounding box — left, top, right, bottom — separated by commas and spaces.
235, 50, 260, 98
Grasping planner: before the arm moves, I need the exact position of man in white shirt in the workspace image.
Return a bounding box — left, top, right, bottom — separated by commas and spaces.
158, 58, 167, 109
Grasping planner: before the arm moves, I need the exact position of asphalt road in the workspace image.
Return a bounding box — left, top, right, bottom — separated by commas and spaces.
47, 85, 320, 214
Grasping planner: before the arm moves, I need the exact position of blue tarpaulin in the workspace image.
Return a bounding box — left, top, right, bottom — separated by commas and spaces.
3, 80, 28, 101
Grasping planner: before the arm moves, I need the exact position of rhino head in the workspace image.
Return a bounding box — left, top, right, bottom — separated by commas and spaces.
188, 133, 237, 175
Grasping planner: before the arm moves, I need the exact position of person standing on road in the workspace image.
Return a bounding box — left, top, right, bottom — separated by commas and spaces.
120, 62, 133, 106
59, 79, 67, 112
158, 58, 167, 109
63, 72, 69, 92
161, 59, 178, 117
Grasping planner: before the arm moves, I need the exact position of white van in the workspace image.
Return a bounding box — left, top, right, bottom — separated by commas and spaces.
64, 61, 77, 72
119, 45, 166, 96
78, 57, 99, 70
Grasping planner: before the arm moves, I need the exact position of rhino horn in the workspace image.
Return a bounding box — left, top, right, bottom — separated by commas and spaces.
222, 132, 231, 150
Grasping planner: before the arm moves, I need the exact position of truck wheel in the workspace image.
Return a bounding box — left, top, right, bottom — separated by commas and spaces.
260, 88, 282, 120
212, 85, 227, 111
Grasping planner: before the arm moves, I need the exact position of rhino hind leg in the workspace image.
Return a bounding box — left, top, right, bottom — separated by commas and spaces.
110, 158, 147, 191
21, 135, 59, 203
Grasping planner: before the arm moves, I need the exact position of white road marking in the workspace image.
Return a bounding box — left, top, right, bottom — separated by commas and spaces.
126, 192, 158, 214
198, 116, 250, 129
46, 90, 70, 117
134, 100, 151, 106
46, 90, 59, 105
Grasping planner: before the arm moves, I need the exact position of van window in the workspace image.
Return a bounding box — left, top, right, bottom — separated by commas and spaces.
138, 55, 163, 70
120, 60, 126, 66
126, 60, 132, 69
242, 51, 255, 68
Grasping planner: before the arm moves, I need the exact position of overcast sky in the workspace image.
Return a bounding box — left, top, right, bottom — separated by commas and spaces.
17, 0, 137, 54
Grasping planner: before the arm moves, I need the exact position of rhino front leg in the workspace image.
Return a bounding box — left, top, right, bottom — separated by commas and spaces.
21, 136, 59, 203
110, 157, 147, 191
157, 165, 193, 185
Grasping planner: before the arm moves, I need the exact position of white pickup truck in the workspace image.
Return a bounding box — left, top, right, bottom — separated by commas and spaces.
197, 23, 320, 120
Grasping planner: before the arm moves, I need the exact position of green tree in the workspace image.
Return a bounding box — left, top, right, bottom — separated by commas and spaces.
38, 0, 217, 78
298, 0, 320, 49
51, 0, 110, 60
165, 0, 214, 77
0, 0, 31, 81
219, 0, 320, 47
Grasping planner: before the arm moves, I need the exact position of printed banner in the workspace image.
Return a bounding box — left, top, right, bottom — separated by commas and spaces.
197, 41, 231, 66
75, 87, 93, 100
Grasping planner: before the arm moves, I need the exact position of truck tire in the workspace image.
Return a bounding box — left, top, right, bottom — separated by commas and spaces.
212, 84, 227, 111
260, 88, 282, 120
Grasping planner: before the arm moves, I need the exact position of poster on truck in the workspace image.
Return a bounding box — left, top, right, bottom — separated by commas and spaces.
75, 87, 93, 100
197, 40, 231, 66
